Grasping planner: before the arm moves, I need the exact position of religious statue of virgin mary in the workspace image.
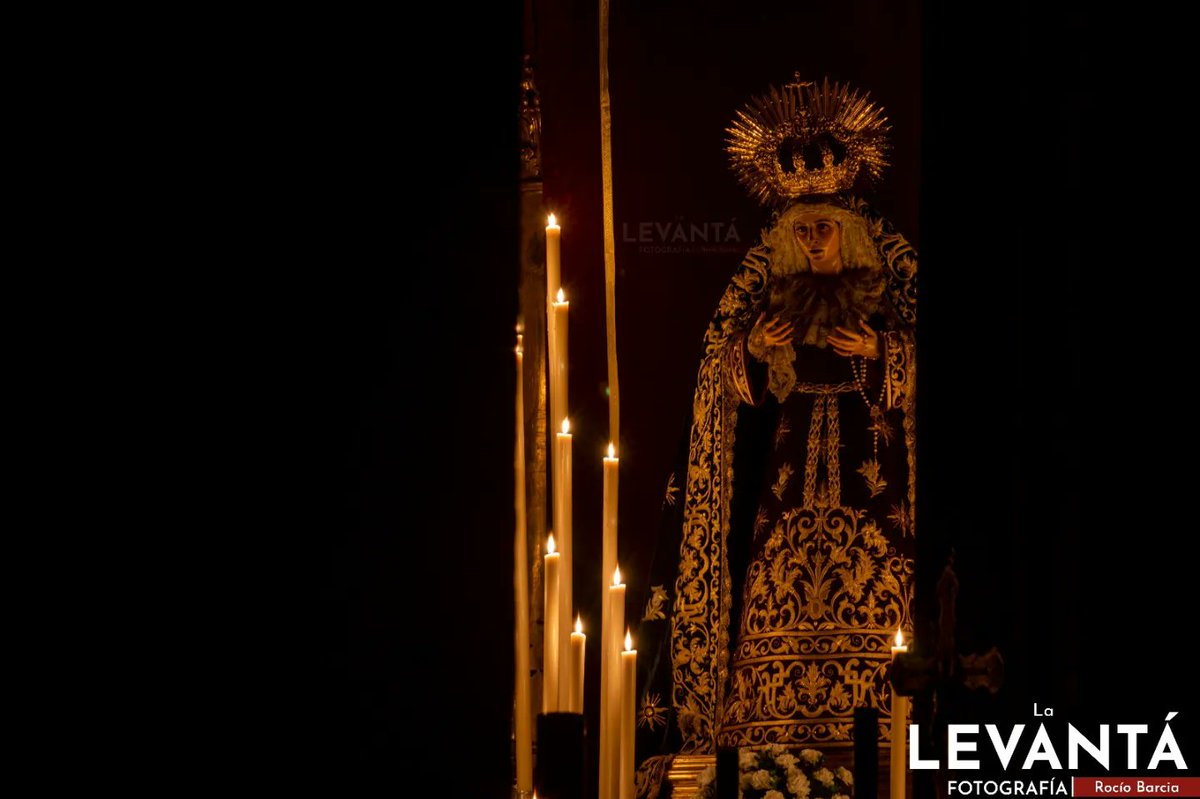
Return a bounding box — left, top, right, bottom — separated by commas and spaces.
633, 77, 918, 797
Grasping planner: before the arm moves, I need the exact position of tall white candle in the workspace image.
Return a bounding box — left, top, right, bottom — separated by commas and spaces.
600, 444, 619, 795
549, 290, 569, 453
552, 287, 571, 436
547, 295, 570, 703
543, 534, 560, 713
569, 615, 586, 713
546, 214, 561, 314
554, 418, 573, 711
546, 214, 562, 423
891, 629, 909, 799
513, 337, 532, 790
545, 216, 565, 454
601, 565, 626, 799
620, 630, 637, 799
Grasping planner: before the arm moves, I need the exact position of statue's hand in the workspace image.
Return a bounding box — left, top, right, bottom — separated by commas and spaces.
752, 312, 795, 347
829, 319, 879, 358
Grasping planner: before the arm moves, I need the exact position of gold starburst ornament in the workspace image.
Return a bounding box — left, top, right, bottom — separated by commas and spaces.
727, 76, 891, 206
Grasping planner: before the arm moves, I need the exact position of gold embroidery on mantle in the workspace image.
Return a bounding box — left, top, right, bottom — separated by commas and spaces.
802, 396, 825, 506
664, 472, 679, 508
888, 500, 914, 538
773, 463, 794, 501
851, 195, 917, 328
775, 413, 791, 448
718, 388, 735, 747
640, 692, 669, 731
672, 352, 725, 750
644, 585, 669, 621
718, 504, 913, 747
672, 246, 770, 753
801, 394, 843, 508
824, 399, 842, 507
636, 755, 675, 799
794, 381, 857, 394
882, 328, 917, 521
869, 405, 895, 446
857, 459, 887, 497
903, 378, 916, 524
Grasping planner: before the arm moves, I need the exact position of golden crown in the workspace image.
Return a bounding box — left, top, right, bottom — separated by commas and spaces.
726, 76, 891, 205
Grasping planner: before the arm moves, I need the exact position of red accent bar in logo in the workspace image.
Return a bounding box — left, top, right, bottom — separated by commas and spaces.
1073, 778, 1200, 797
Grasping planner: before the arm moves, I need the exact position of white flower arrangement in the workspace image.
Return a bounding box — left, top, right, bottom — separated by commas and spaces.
786, 767, 811, 798
693, 747, 855, 799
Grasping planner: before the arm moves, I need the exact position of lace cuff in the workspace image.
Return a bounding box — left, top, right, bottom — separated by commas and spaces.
747, 323, 768, 361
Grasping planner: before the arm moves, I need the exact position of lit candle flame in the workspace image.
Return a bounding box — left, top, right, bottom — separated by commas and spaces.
561, 418, 570, 435
895, 628, 905, 647
547, 213, 558, 227
612, 565, 622, 586
556, 288, 566, 304
547, 534, 557, 555
624, 629, 633, 652
607, 442, 616, 459
575, 616, 583, 634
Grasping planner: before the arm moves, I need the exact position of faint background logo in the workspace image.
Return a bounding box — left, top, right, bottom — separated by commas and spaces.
622, 217, 743, 256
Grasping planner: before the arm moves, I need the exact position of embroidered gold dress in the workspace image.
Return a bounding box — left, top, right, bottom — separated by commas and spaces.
716, 267, 914, 750
633, 197, 917, 796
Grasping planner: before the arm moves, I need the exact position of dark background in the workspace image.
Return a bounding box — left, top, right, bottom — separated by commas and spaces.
293, 0, 1199, 793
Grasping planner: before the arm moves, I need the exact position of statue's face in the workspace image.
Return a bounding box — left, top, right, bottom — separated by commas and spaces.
792, 213, 842, 273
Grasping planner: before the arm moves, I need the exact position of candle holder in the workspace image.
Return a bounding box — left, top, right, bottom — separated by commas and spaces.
665, 754, 716, 798
715, 748, 739, 799
854, 705, 880, 799
535, 712, 586, 799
